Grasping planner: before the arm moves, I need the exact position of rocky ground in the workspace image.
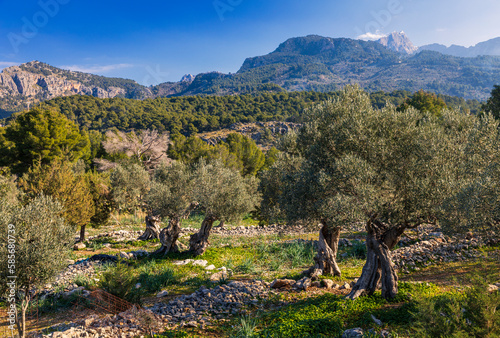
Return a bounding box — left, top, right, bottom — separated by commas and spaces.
26, 225, 499, 338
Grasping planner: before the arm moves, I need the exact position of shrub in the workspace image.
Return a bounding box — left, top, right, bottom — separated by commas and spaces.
98, 261, 141, 303
412, 277, 500, 337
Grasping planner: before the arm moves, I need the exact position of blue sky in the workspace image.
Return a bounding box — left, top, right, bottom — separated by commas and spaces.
1, 0, 500, 85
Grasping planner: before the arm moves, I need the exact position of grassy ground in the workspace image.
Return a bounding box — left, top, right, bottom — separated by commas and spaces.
6, 214, 500, 337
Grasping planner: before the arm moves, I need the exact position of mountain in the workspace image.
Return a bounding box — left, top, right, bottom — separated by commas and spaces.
419, 37, 500, 57
376, 31, 417, 54
2, 35, 500, 118
172, 35, 499, 100
0, 61, 152, 117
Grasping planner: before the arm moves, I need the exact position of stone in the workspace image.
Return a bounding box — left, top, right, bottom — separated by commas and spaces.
487, 285, 499, 292
342, 328, 364, 338
341, 282, 351, 290
371, 314, 382, 326
73, 242, 86, 250
295, 277, 312, 291
270, 279, 295, 289
157, 290, 169, 298
210, 271, 228, 282
322, 279, 336, 289
380, 329, 391, 337
311, 281, 322, 288
205, 264, 216, 270
130, 250, 148, 257
135, 283, 142, 289
119, 252, 131, 259
192, 260, 208, 267
173, 259, 193, 265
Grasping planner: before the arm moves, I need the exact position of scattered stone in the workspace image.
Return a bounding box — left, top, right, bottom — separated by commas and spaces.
73, 242, 86, 250
172, 259, 193, 265
42, 307, 163, 337
487, 285, 499, 292
270, 279, 295, 289
130, 250, 148, 258
340, 282, 351, 290
210, 270, 228, 282
119, 252, 131, 259
205, 264, 216, 270
147, 280, 270, 326
157, 290, 169, 298
342, 327, 364, 338
295, 277, 312, 291
321, 279, 336, 289
192, 260, 208, 267
371, 314, 382, 326
380, 329, 392, 337
311, 281, 322, 288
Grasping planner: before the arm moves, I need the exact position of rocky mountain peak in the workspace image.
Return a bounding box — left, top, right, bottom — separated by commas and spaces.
376, 31, 417, 54
180, 74, 195, 82
0, 61, 151, 114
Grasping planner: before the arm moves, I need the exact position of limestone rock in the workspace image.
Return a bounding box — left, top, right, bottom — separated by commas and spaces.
157, 290, 169, 298
321, 279, 337, 289
210, 271, 228, 282
192, 260, 208, 267
371, 314, 382, 326
270, 279, 296, 289
295, 277, 312, 291
340, 282, 351, 290
73, 242, 86, 250
342, 328, 364, 338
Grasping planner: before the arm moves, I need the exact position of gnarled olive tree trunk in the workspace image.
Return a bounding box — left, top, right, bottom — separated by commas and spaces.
189, 214, 217, 256
304, 224, 341, 279
138, 215, 161, 240
154, 203, 198, 255
154, 217, 182, 254
347, 219, 405, 300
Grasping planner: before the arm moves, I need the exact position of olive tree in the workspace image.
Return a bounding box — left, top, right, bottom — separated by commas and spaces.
189, 160, 260, 256
111, 163, 150, 214
0, 195, 74, 337
275, 86, 486, 300
145, 162, 197, 253
440, 113, 500, 236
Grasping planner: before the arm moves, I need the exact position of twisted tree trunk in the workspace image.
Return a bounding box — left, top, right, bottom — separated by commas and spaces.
154, 203, 198, 255
304, 224, 341, 279
154, 217, 182, 254
138, 216, 161, 240
347, 219, 405, 300
189, 214, 217, 256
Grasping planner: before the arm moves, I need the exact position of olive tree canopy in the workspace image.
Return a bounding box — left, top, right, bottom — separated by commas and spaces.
189, 160, 260, 255
272, 85, 497, 299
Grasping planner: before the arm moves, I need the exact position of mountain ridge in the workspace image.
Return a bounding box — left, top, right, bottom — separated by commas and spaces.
2, 34, 500, 118
419, 37, 500, 57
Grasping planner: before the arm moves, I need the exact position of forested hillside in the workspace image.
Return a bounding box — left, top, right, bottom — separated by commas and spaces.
34, 90, 481, 136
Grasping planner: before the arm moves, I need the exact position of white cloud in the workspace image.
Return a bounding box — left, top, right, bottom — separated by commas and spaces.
0, 61, 20, 69
59, 63, 134, 74
356, 31, 387, 41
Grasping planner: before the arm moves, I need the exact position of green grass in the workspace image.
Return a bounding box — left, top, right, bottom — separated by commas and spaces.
234, 282, 441, 338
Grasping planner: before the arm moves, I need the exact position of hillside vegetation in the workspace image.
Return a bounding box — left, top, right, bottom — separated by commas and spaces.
32, 90, 481, 136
